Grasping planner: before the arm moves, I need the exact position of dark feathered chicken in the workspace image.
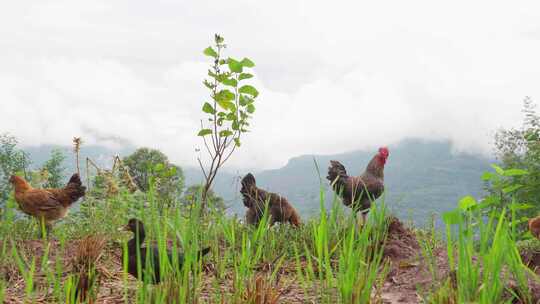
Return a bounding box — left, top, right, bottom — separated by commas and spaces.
122, 218, 210, 284
240, 173, 301, 227
327, 147, 389, 219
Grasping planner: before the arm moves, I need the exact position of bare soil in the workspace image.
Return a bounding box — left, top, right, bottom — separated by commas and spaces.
4, 218, 539, 303
379, 217, 449, 304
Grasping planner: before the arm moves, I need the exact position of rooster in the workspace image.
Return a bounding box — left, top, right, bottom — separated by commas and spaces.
10, 173, 86, 236
327, 147, 389, 221
240, 173, 301, 227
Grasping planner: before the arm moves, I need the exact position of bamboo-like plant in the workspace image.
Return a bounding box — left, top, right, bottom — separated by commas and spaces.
72, 137, 82, 176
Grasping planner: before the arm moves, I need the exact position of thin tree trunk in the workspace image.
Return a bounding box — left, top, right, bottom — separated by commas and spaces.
201, 180, 211, 212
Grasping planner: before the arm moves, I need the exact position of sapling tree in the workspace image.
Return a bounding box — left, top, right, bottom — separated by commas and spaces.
197, 34, 259, 210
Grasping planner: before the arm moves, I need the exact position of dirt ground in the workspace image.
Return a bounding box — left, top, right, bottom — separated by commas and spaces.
378, 217, 448, 304
519, 246, 540, 304
4, 218, 538, 303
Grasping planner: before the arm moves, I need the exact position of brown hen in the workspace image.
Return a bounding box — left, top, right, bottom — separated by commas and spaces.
529, 216, 540, 240
240, 173, 301, 227
10, 173, 86, 235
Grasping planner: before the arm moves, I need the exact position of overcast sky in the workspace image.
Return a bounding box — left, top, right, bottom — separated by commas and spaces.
1, 1, 539, 169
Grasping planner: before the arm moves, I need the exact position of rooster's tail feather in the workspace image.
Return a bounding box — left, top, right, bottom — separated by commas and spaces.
240, 173, 258, 208
327, 160, 348, 189
64, 173, 86, 202
241, 173, 256, 190
197, 247, 211, 259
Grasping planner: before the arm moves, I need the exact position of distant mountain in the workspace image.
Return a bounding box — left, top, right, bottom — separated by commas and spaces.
23, 139, 493, 228
183, 139, 493, 228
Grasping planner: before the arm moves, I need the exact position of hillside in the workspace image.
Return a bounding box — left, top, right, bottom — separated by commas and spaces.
4, 140, 533, 304
22, 139, 492, 228
184, 139, 492, 228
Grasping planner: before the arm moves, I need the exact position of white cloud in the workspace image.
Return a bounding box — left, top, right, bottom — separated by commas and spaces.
0, 0, 539, 169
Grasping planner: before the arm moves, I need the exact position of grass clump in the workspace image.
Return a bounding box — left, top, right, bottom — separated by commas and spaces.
1, 175, 537, 303
0, 182, 394, 303
422, 197, 536, 303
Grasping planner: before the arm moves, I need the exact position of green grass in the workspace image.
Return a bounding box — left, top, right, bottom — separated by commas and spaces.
0, 183, 537, 303
0, 184, 394, 304
418, 206, 537, 304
